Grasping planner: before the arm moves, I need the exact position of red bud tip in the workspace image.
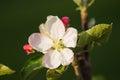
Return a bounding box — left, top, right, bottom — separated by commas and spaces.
61, 16, 70, 29
23, 44, 35, 54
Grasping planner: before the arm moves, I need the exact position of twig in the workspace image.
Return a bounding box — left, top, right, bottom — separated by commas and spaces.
72, 10, 92, 80
78, 10, 92, 80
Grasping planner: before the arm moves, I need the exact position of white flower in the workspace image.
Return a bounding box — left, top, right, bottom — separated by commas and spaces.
28, 16, 78, 69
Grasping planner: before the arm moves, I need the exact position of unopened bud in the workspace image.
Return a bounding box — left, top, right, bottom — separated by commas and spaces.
23, 44, 35, 54
61, 16, 70, 29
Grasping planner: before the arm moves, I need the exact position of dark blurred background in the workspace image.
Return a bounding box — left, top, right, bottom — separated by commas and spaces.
0, 0, 120, 80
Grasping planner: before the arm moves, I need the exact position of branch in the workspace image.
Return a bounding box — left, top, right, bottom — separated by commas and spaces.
72, 10, 92, 80
77, 10, 92, 80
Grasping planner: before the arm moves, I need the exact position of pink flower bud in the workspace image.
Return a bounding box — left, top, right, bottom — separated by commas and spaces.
23, 44, 35, 54
61, 16, 70, 29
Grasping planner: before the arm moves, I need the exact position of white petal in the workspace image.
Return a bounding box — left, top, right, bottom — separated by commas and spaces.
28, 33, 53, 52
39, 24, 51, 38
62, 28, 78, 48
42, 50, 61, 69
39, 24, 46, 34
60, 48, 74, 66
45, 16, 65, 39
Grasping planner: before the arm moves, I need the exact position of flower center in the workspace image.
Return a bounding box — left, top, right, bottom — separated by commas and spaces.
52, 39, 65, 52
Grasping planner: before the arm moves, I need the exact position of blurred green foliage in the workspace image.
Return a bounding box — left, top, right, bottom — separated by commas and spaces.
0, 0, 120, 80
0, 64, 15, 76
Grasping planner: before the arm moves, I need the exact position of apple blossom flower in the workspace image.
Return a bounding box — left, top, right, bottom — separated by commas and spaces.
23, 44, 35, 54
28, 16, 78, 69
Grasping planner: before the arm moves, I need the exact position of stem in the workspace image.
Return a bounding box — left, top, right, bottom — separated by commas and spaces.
79, 10, 92, 80
72, 60, 82, 80
72, 11, 92, 80
77, 46, 92, 80
81, 11, 88, 30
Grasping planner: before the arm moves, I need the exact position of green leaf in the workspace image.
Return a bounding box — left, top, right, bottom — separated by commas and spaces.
46, 66, 68, 80
73, 0, 88, 11
73, 0, 95, 11
78, 24, 112, 47
87, 24, 112, 45
0, 64, 15, 76
73, 0, 81, 6
88, 0, 95, 7
21, 54, 44, 80
78, 31, 94, 47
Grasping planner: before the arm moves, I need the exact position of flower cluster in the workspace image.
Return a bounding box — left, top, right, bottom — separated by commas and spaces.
24, 16, 78, 69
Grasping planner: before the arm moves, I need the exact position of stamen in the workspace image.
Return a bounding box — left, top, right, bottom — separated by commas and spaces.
52, 39, 65, 52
